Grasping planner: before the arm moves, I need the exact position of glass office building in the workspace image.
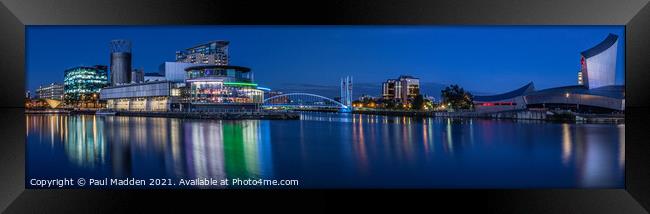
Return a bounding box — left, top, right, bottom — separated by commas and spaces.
63, 65, 109, 107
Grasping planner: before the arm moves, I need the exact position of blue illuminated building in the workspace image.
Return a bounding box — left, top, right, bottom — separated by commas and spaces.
63, 65, 109, 107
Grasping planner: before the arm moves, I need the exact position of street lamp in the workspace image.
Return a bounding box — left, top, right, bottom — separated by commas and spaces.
565, 92, 571, 111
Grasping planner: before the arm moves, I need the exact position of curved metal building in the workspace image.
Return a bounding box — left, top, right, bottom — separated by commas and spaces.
110, 40, 132, 85
524, 85, 624, 112
580, 34, 619, 89
471, 34, 623, 113
473, 83, 624, 113
473, 82, 535, 112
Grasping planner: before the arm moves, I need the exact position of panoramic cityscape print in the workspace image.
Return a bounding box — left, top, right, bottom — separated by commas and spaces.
25, 26, 625, 189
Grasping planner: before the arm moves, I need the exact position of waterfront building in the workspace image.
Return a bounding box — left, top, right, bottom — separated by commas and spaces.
63, 65, 109, 108
473, 34, 623, 114
100, 81, 182, 112
176, 41, 229, 65
184, 65, 263, 112
103, 65, 263, 112
580, 33, 619, 89
110, 40, 132, 85
25, 99, 53, 109
382, 75, 420, 104
473, 82, 624, 113
36, 82, 64, 100
524, 85, 624, 113
101, 40, 262, 112
101, 40, 254, 112
382, 80, 396, 99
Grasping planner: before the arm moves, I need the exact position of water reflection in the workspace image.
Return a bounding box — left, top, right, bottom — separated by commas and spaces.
574, 124, 625, 188
26, 114, 273, 185
562, 123, 573, 166
619, 124, 625, 171
26, 113, 624, 188
351, 114, 368, 174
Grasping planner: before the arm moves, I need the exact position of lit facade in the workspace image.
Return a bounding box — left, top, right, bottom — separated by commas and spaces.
580, 34, 619, 89
184, 65, 263, 111
382, 80, 396, 99
473, 82, 624, 113
382, 75, 420, 104
100, 81, 182, 112
36, 83, 64, 100
577, 71, 584, 85
176, 41, 229, 65
525, 85, 624, 113
63, 65, 109, 107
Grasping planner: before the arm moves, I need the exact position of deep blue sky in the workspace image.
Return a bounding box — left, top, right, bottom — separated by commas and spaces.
27, 26, 625, 95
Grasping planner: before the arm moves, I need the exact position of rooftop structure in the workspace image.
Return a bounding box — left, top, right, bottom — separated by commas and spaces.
176, 40, 230, 65
110, 39, 133, 85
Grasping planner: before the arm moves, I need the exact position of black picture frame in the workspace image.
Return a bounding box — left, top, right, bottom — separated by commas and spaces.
1, 0, 649, 213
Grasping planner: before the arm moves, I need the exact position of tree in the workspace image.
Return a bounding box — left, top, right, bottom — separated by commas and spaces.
441, 84, 474, 110
382, 98, 398, 109
424, 99, 436, 110
351, 100, 363, 108
411, 94, 425, 110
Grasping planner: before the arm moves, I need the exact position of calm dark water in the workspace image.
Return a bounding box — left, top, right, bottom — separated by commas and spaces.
26, 112, 624, 188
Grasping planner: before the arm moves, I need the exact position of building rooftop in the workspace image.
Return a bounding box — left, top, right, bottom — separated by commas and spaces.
185, 40, 230, 50
474, 82, 535, 102
101, 80, 171, 89
580, 33, 618, 59
184, 65, 251, 72
526, 84, 624, 99
398, 75, 419, 79
64, 65, 107, 70
144, 73, 164, 77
